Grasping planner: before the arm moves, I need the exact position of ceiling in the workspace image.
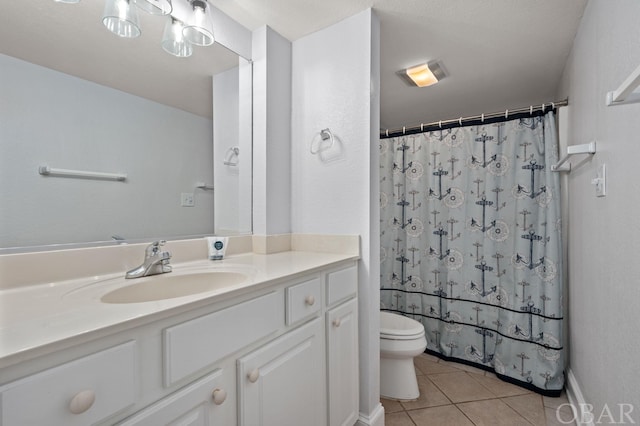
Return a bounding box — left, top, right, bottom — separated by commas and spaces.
1, 1, 588, 129
0, 1, 239, 118
208, 0, 588, 130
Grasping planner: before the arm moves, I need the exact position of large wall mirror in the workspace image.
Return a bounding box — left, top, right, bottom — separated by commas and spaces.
0, 1, 252, 252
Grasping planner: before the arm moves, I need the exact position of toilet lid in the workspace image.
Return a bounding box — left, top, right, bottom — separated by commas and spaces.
380, 311, 425, 337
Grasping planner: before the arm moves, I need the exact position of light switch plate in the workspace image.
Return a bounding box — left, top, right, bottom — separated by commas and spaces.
595, 164, 606, 197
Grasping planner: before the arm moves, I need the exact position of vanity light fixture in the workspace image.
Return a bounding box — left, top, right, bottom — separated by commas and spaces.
134, 0, 172, 16
102, 0, 141, 38
183, 0, 215, 46
162, 17, 193, 57
55, 0, 216, 57
397, 61, 446, 88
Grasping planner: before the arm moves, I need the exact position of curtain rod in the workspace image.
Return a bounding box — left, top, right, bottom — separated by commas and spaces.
380, 99, 568, 139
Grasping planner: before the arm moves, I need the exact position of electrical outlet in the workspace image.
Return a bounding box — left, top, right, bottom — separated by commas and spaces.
181, 192, 195, 207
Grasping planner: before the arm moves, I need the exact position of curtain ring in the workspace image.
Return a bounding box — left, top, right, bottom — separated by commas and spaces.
530, 105, 533, 115
551, 102, 555, 109
505, 109, 509, 119
541, 103, 545, 112
481, 113, 484, 123
421, 123, 424, 132
439, 120, 442, 129
385, 129, 389, 137
459, 117, 463, 126
402, 126, 406, 135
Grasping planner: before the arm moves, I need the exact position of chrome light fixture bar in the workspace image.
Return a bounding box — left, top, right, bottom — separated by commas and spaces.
134, 0, 172, 15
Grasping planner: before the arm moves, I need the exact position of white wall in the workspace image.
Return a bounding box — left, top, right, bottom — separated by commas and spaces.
291, 9, 382, 424
213, 62, 252, 235
557, 0, 640, 416
213, 67, 240, 233
0, 54, 214, 248
252, 26, 292, 236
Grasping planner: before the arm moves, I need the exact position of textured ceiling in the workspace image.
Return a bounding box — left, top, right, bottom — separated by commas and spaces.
209, 0, 588, 130
1, 1, 587, 128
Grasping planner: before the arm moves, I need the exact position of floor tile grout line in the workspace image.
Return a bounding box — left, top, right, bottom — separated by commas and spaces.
453, 402, 481, 426
387, 355, 560, 426
455, 398, 537, 426
393, 395, 542, 426
424, 370, 500, 404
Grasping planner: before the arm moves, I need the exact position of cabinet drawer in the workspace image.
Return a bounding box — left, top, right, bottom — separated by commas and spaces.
117, 369, 232, 426
164, 291, 283, 386
0, 341, 136, 426
326, 265, 357, 306
285, 277, 322, 325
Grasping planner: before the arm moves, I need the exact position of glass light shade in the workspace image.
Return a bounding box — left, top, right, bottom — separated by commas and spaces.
406, 64, 438, 87
183, 0, 214, 47
134, 0, 172, 16
162, 17, 193, 57
102, 0, 141, 38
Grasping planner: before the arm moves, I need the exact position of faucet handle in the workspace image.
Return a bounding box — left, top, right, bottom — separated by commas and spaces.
145, 240, 167, 257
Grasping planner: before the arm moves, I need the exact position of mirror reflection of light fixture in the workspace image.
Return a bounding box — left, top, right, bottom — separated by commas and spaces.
162, 17, 193, 58
134, 0, 172, 16
102, 0, 141, 38
55, 0, 217, 56
183, 0, 215, 47
397, 61, 446, 87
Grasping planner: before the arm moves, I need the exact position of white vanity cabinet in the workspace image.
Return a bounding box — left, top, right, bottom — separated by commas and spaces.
237, 318, 325, 426
326, 267, 359, 426
116, 368, 233, 426
0, 260, 358, 426
0, 341, 137, 426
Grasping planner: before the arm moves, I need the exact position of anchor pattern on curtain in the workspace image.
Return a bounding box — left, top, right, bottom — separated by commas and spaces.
380, 112, 564, 394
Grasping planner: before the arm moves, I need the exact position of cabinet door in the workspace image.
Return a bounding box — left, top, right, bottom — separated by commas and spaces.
237, 318, 325, 426
327, 298, 359, 426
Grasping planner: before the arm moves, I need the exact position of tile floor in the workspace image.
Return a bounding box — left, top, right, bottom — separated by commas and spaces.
382, 353, 576, 426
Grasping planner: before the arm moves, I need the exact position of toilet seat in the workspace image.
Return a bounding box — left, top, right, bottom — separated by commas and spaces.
380, 311, 425, 340
380, 331, 424, 340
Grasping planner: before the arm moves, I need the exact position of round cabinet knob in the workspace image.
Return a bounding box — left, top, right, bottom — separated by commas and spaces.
212, 388, 227, 405
305, 295, 315, 306
333, 318, 342, 328
248, 368, 260, 383
69, 390, 96, 415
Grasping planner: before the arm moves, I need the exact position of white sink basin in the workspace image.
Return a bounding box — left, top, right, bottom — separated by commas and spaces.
100, 271, 249, 304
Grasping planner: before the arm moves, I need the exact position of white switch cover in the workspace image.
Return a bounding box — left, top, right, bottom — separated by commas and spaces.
594, 164, 606, 197
181, 192, 195, 207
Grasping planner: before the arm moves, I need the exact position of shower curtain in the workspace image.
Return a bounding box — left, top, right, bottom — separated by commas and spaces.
380, 111, 564, 395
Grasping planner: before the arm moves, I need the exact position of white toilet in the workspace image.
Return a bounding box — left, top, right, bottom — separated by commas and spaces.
379, 311, 427, 400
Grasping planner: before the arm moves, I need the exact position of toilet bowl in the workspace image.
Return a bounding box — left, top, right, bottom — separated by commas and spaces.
380, 311, 427, 400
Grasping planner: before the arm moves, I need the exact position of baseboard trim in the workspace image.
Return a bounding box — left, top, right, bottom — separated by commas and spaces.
566, 368, 595, 426
356, 403, 385, 426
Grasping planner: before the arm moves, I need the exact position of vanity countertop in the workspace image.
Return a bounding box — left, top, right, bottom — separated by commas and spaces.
0, 250, 358, 370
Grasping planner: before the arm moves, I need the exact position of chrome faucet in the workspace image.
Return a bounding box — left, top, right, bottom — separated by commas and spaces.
125, 240, 172, 279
